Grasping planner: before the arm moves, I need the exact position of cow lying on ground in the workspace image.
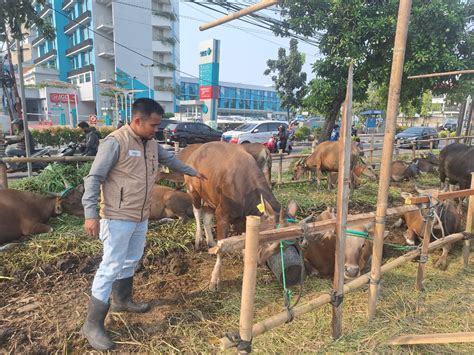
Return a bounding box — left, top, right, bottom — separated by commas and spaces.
159, 142, 272, 187
184, 142, 283, 291
0, 186, 84, 245
327, 164, 377, 189
302, 208, 375, 279
391, 160, 420, 182
150, 185, 193, 222
400, 187, 462, 270
412, 152, 439, 174
292, 141, 360, 188
439, 143, 474, 190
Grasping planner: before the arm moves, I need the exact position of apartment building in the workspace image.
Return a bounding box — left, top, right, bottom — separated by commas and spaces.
21, 0, 180, 124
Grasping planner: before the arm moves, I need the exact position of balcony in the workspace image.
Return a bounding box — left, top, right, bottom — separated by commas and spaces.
67, 64, 94, 78
33, 49, 57, 66
97, 45, 115, 59
96, 16, 114, 33
152, 16, 172, 30
61, 0, 75, 11
96, 0, 112, 6
153, 66, 173, 79
152, 40, 173, 54
38, 6, 52, 19
31, 35, 46, 48
65, 38, 93, 57
98, 71, 115, 83
64, 10, 92, 34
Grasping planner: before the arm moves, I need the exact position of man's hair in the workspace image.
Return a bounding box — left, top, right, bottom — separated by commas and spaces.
78, 121, 90, 129
132, 98, 165, 119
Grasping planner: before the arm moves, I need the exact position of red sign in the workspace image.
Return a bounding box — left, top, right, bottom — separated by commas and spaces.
50, 93, 77, 104
199, 86, 219, 100
88, 115, 97, 125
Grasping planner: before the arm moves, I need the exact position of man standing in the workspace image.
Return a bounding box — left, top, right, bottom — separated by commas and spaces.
78, 121, 100, 156
81, 98, 205, 350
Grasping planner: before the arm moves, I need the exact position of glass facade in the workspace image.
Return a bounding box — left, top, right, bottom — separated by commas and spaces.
179, 80, 282, 113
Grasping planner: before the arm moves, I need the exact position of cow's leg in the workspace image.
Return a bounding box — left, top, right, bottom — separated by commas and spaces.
209, 252, 223, 292
316, 167, 322, 189
434, 243, 451, 270
404, 229, 417, 246
192, 206, 204, 250
209, 208, 231, 291
27, 223, 52, 235
202, 207, 216, 247
304, 258, 321, 277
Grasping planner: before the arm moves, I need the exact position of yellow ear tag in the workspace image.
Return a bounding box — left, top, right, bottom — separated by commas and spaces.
257, 203, 265, 213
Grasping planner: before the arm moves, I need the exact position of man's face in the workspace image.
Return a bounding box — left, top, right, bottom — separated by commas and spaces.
133, 112, 161, 140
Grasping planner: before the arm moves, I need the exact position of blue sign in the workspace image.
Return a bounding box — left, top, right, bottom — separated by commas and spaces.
199, 63, 219, 87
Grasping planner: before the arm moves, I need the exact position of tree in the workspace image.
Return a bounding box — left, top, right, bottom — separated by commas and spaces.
276, 0, 473, 140
264, 38, 307, 121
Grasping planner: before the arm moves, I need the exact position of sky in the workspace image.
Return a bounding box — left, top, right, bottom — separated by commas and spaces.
179, 2, 318, 87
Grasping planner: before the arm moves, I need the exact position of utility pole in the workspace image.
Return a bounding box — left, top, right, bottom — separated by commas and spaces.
141, 63, 154, 99
15, 39, 33, 177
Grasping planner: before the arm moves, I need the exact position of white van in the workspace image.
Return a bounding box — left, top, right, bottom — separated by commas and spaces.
221, 120, 288, 144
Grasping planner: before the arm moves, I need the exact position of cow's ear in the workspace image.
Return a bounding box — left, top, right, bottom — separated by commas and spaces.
287, 200, 298, 219
262, 198, 275, 217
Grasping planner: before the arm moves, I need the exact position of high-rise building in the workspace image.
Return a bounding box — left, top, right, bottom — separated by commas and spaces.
23, 0, 180, 124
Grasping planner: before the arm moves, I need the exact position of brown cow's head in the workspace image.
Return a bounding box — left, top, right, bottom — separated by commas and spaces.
59, 185, 85, 217
292, 158, 307, 181
53, 197, 63, 216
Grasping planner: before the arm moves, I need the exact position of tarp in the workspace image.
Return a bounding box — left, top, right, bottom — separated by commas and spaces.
360, 110, 383, 116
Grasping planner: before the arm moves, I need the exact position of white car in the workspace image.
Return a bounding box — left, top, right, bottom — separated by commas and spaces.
221, 121, 288, 144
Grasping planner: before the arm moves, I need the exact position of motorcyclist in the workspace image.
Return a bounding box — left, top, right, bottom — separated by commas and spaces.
78, 121, 100, 156
287, 123, 296, 154
276, 124, 288, 152
330, 124, 340, 141
5, 119, 36, 171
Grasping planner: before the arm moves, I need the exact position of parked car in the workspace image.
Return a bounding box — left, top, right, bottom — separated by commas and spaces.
395, 126, 439, 148
164, 122, 222, 147
221, 121, 288, 144
156, 119, 177, 142
438, 119, 458, 132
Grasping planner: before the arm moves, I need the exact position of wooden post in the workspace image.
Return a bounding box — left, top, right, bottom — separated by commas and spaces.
368, 0, 412, 321
0, 162, 7, 189
331, 63, 353, 339
464, 173, 474, 267
415, 209, 434, 291
429, 139, 433, 152
278, 151, 283, 184
395, 145, 400, 159
174, 143, 180, 154
238, 216, 260, 353
412, 143, 416, 160
369, 135, 375, 164
387, 332, 474, 345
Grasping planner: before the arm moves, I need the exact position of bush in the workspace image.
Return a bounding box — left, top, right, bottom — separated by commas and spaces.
294, 126, 311, 141
396, 125, 409, 133
438, 130, 449, 138
32, 126, 115, 147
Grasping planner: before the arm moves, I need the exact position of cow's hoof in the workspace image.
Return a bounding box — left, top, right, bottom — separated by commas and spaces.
434, 258, 448, 271
207, 240, 217, 248
209, 282, 221, 292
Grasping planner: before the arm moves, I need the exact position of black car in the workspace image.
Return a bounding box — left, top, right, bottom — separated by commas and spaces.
155, 119, 178, 142
164, 122, 222, 147
395, 126, 439, 148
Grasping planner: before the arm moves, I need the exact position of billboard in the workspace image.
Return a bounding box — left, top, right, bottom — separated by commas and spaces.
198, 39, 220, 127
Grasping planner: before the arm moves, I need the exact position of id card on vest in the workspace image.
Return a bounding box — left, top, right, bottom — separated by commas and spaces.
128, 150, 142, 157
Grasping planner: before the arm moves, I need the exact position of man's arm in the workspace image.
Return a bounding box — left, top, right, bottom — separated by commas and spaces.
157, 144, 197, 176
6, 132, 24, 145
82, 138, 120, 219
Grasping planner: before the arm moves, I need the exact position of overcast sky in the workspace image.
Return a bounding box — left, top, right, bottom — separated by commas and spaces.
179, 2, 317, 86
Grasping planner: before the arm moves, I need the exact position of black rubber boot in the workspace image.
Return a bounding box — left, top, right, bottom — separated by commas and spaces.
111, 276, 150, 313
82, 296, 115, 351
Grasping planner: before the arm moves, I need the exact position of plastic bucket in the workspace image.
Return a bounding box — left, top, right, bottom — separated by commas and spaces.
266, 245, 305, 287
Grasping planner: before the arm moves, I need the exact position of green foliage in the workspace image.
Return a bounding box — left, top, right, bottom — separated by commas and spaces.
264, 38, 307, 120
353, 83, 386, 115
163, 112, 175, 119
438, 130, 450, 138
31, 127, 114, 147
277, 0, 473, 139
10, 163, 91, 194
294, 126, 311, 141
396, 125, 409, 134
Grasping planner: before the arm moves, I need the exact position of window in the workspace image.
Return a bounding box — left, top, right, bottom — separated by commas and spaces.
79, 74, 85, 84
85, 72, 91, 82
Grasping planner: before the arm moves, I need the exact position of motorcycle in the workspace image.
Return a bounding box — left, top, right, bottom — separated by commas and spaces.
57, 142, 79, 157
7, 146, 52, 173
263, 134, 278, 153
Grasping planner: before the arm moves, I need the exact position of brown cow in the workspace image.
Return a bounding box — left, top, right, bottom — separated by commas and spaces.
400, 189, 462, 270
391, 160, 420, 182
159, 143, 272, 187
303, 208, 375, 280
184, 142, 283, 291
328, 164, 377, 189
292, 141, 360, 188
150, 185, 193, 221
0, 187, 83, 245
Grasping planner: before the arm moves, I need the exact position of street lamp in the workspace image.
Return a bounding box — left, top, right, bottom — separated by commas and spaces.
140, 63, 154, 99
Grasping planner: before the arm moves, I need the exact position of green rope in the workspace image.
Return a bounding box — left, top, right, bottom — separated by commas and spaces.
346, 229, 418, 252
277, 217, 297, 307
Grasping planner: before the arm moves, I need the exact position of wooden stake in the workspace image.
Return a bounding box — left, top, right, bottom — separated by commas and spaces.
278, 152, 283, 184
219, 232, 465, 350
369, 135, 375, 164
387, 332, 474, 345
239, 216, 261, 353
1, 156, 94, 163
0, 162, 8, 189
332, 62, 353, 339
407, 69, 474, 79
412, 144, 416, 160
415, 211, 434, 291
464, 173, 474, 267
368, 0, 413, 321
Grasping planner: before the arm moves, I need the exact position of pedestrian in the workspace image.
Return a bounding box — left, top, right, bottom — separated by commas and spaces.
351, 124, 358, 137
5, 119, 36, 171
355, 137, 365, 156
78, 121, 100, 156
330, 124, 340, 141
81, 98, 206, 351
277, 124, 287, 152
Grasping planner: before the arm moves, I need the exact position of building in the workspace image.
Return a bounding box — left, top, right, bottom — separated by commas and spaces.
19, 0, 180, 125
179, 76, 285, 120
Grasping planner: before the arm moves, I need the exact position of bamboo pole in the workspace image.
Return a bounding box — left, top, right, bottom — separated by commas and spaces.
0, 162, 7, 189
1, 156, 95, 163
411, 144, 416, 160
415, 211, 434, 291
369, 135, 375, 164
368, 0, 412, 321
219, 232, 465, 350
404, 188, 474, 204
332, 63, 353, 339
464, 173, 474, 267
407, 69, 474, 79
429, 140, 433, 152
278, 151, 283, 184
238, 216, 260, 353
387, 332, 474, 345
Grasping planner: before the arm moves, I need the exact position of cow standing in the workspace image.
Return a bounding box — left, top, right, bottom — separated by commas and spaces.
439, 143, 474, 189
184, 142, 283, 291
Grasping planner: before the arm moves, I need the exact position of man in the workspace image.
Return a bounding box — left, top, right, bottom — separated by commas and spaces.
5, 119, 36, 170
276, 124, 288, 152
330, 124, 340, 141
81, 98, 206, 351
78, 121, 100, 156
